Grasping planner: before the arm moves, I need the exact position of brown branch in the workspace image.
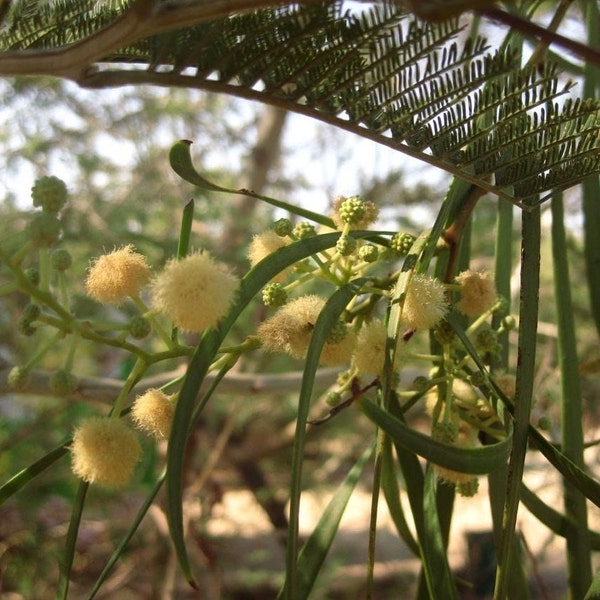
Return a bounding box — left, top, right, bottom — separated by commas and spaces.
478, 6, 600, 68
0, 366, 339, 404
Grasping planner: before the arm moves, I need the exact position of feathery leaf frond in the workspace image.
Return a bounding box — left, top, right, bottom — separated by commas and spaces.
0, 0, 598, 207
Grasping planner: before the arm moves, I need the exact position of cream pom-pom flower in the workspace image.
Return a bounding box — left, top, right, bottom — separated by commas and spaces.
85, 245, 151, 305
401, 274, 448, 330
351, 320, 403, 376
131, 388, 175, 440
257, 294, 354, 364
258, 295, 324, 359
151, 251, 239, 333
247, 231, 289, 282
71, 417, 141, 488
455, 270, 497, 316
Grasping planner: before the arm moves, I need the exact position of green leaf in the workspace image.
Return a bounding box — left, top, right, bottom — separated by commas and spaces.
279, 444, 373, 600
282, 277, 368, 599
169, 139, 336, 227
58, 481, 89, 600
381, 436, 420, 556
0, 442, 69, 504
422, 465, 459, 600
360, 398, 511, 475
584, 569, 600, 600
87, 473, 166, 599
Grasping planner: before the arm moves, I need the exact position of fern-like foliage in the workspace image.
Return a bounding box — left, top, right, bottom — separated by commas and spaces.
0, 0, 598, 207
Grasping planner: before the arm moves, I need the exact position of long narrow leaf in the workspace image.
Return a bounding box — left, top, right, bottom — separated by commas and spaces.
493, 206, 540, 600
551, 190, 592, 594
57, 481, 89, 600
380, 435, 420, 556
360, 398, 511, 474
169, 140, 336, 227
281, 278, 368, 599
88, 472, 166, 599
0, 442, 69, 504
422, 465, 459, 600
520, 483, 600, 550
286, 444, 373, 600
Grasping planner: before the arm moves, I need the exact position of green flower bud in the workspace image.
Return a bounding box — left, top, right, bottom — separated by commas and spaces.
469, 370, 487, 387
358, 244, 379, 263
390, 232, 416, 255
128, 315, 152, 339
262, 282, 287, 307
7, 366, 30, 391
434, 320, 455, 344
502, 315, 517, 331
338, 196, 366, 225
50, 248, 72, 271
336, 235, 357, 256
17, 316, 36, 336
457, 477, 479, 497
494, 296, 509, 315
24, 267, 40, 286
432, 421, 459, 444
27, 212, 61, 247
475, 328, 499, 353
271, 218, 293, 237
49, 369, 78, 396
412, 375, 430, 392
292, 222, 316, 240
31, 176, 68, 213
22, 303, 41, 321
326, 320, 348, 344
326, 391, 343, 406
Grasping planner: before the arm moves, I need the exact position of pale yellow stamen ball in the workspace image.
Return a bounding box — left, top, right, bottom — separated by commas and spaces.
402, 274, 448, 330
131, 388, 175, 440
71, 417, 141, 488
455, 270, 497, 316
320, 330, 357, 366
351, 320, 403, 376
151, 251, 238, 333
85, 245, 151, 305
247, 231, 289, 282
258, 295, 354, 364
258, 295, 324, 359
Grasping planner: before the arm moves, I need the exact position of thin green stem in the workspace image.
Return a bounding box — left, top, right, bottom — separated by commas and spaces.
551, 190, 592, 595
493, 207, 540, 600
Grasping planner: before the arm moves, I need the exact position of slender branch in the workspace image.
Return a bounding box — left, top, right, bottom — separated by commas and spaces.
0, 0, 156, 77
478, 6, 600, 68
0, 366, 340, 404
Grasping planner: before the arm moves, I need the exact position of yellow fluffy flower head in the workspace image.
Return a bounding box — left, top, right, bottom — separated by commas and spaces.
71, 417, 141, 488
455, 270, 497, 316
151, 251, 238, 333
258, 295, 354, 365
131, 388, 175, 440
351, 320, 403, 376
85, 245, 151, 305
247, 231, 289, 282
401, 274, 448, 330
